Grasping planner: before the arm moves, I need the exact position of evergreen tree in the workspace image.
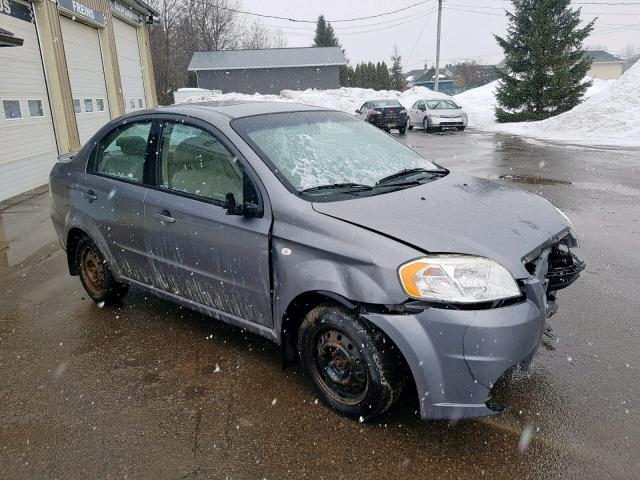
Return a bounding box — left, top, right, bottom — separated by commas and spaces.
390, 45, 406, 91
379, 61, 391, 90
313, 15, 341, 47
494, 0, 595, 122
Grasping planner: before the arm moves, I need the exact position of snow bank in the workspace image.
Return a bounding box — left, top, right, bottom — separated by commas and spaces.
182, 86, 447, 114
491, 64, 639, 147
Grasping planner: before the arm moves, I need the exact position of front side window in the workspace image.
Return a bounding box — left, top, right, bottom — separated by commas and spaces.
233, 111, 439, 193
3, 100, 21, 119
93, 121, 152, 182
28, 100, 44, 117
84, 99, 94, 113
159, 122, 244, 203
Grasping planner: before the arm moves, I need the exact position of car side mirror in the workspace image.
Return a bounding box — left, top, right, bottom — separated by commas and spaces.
355, 109, 361, 114
225, 192, 261, 218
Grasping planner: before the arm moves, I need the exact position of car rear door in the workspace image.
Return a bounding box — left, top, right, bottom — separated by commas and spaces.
143, 116, 273, 327
78, 117, 157, 285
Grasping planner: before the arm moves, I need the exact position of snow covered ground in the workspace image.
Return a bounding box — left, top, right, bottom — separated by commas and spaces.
182, 60, 639, 148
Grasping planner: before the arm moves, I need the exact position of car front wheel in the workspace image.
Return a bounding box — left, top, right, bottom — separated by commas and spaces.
399, 126, 407, 135
76, 236, 129, 305
298, 304, 405, 420
407, 119, 413, 130
423, 117, 430, 132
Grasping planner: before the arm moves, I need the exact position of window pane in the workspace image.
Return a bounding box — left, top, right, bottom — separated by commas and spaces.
73, 99, 81, 113
96, 99, 105, 111
95, 122, 152, 182
28, 100, 44, 117
3, 100, 21, 119
138, 98, 144, 108
84, 99, 94, 113
160, 122, 243, 203
129, 99, 136, 109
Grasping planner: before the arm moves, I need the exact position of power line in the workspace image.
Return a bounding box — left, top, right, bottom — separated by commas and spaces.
218, 1, 434, 24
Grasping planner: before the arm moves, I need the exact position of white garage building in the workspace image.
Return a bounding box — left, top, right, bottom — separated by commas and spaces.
0, 0, 158, 202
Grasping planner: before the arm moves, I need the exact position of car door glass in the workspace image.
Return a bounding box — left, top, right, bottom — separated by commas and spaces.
159, 122, 244, 203
94, 121, 152, 182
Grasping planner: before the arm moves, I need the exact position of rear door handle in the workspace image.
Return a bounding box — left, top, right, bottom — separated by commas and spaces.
152, 210, 176, 224
83, 189, 97, 202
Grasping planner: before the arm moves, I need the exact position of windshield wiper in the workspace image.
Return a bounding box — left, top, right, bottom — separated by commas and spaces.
375, 168, 447, 186
300, 183, 373, 194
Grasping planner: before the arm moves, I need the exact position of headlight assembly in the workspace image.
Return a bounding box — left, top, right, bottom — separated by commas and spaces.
398, 255, 521, 304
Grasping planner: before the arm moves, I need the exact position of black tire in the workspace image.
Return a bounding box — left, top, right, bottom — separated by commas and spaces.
423, 117, 430, 132
76, 236, 129, 305
399, 126, 407, 135
298, 304, 406, 421
457, 126, 466, 131
407, 120, 414, 131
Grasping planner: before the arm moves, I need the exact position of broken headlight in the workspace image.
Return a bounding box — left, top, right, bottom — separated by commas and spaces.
398, 255, 521, 304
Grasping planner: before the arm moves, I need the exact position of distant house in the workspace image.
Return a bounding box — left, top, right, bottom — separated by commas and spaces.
188, 47, 348, 94
448, 63, 500, 90
584, 50, 625, 80
404, 67, 456, 95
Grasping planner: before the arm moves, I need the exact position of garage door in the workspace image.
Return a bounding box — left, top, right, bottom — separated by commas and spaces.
0, 1, 58, 202
113, 18, 146, 113
60, 16, 110, 145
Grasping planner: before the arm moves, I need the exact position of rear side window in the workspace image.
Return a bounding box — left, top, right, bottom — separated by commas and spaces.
93, 122, 152, 182
159, 122, 244, 204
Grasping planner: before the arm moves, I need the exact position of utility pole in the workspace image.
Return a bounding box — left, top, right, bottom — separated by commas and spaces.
434, 0, 443, 92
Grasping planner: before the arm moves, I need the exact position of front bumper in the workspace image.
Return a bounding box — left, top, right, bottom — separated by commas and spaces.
364, 277, 549, 420
369, 117, 407, 129
429, 116, 466, 127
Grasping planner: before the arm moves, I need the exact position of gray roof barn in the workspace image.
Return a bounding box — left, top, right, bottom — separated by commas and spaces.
188, 47, 348, 95
188, 47, 347, 71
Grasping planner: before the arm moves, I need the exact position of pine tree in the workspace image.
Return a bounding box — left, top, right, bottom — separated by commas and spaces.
495, 0, 595, 122
379, 61, 391, 90
313, 15, 341, 48
390, 45, 406, 91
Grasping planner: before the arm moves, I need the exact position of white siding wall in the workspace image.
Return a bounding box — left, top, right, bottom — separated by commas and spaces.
60, 15, 111, 145
0, 10, 58, 202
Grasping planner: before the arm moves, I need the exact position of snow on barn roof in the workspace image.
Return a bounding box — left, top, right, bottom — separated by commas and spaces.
188, 47, 348, 71
584, 50, 625, 64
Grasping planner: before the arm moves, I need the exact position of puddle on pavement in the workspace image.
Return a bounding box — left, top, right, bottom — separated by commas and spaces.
499, 174, 572, 186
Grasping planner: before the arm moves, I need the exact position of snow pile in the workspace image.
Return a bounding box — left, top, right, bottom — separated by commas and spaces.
493, 64, 639, 147
182, 86, 448, 114
454, 80, 500, 127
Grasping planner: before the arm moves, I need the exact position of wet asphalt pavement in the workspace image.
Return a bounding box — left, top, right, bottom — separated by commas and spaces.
1, 129, 639, 479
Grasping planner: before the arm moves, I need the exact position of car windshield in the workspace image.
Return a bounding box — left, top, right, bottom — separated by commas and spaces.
371, 100, 402, 108
232, 111, 440, 193
426, 100, 460, 110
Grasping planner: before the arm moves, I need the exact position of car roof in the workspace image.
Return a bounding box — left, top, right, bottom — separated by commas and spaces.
145, 101, 330, 120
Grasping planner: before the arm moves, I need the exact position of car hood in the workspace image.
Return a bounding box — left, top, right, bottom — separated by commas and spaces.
312, 172, 571, 278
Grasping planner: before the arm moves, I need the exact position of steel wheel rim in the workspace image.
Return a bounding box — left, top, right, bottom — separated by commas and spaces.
311, 327, 369, 405
80, 247, 105, 296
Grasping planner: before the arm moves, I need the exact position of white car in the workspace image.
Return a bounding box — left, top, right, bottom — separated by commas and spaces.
408, 99, 468, 132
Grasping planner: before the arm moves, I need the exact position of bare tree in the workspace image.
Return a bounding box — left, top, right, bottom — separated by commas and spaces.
241, 20, 287, 49
620, 44, 640, 63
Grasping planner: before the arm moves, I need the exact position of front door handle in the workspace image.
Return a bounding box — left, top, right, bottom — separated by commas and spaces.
83, 189, 97, 202
152, 210, 176, 224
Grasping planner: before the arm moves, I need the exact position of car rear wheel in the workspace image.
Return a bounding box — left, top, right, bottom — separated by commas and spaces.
407, 119, 413, 130
76, 236, 129, 305
298, 304, 405, 420
399, 126, 407, 135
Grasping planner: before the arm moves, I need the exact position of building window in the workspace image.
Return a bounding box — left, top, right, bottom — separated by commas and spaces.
28, 100, 44, 117
84, 99, 94, 113
138, 98, 144, 108
3, 100, 22, 119
129, 99, 136, 110
73, 99, 81, 113
96, 99, 105, 111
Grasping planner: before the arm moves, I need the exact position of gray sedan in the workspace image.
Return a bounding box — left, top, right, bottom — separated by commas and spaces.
49, 102, 584, 421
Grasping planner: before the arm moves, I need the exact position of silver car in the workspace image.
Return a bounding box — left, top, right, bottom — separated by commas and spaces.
50, 102, 584, 421
408, 99, 469, 132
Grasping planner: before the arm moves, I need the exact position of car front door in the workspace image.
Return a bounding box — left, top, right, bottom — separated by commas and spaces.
77, 118, 157, 285
143, 118, 273, 327
359, 102, 369, 121
416, 101, 427, 126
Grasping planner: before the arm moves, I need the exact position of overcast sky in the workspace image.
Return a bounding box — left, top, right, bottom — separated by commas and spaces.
240, 0, 640, 69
